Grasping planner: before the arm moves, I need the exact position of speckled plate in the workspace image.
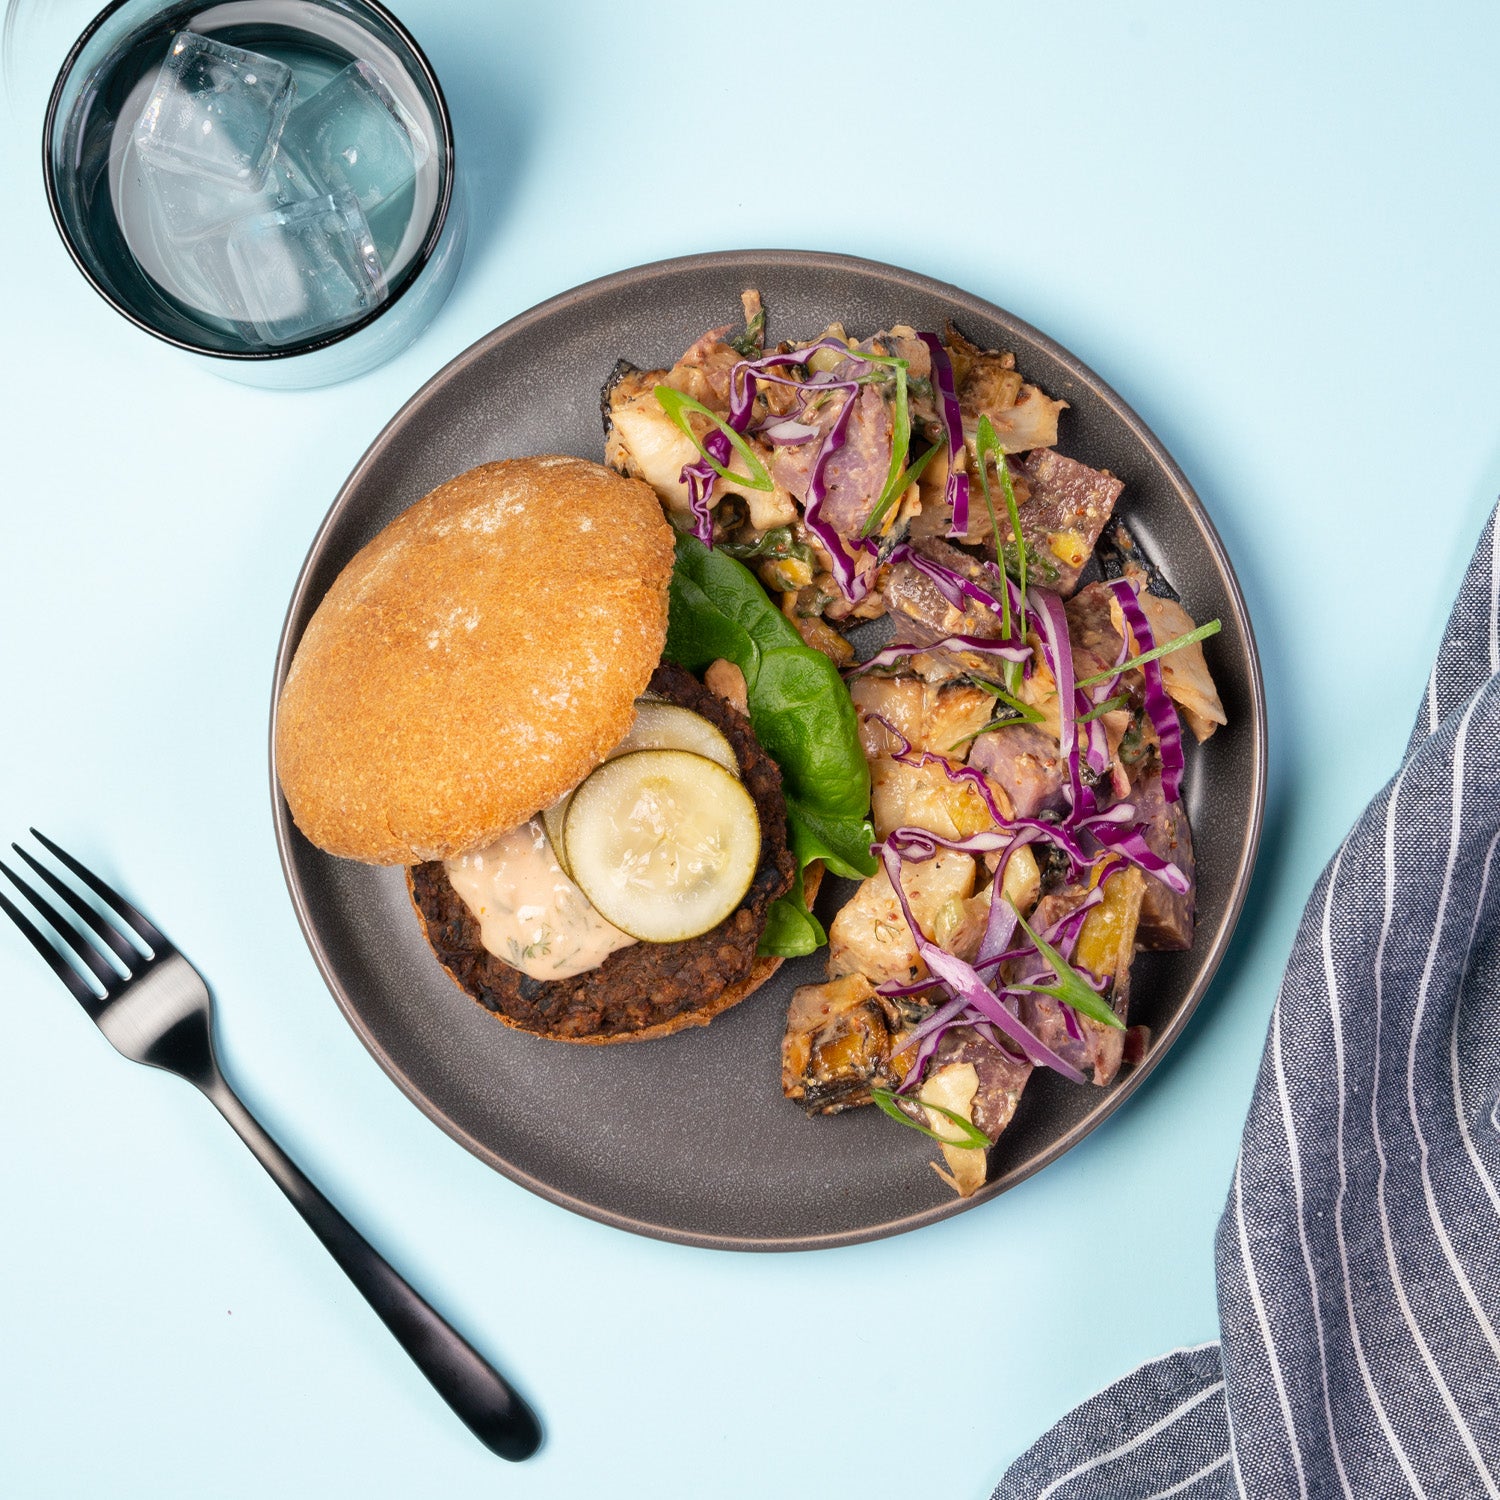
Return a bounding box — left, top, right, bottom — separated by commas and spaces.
270, 250, 1266, 1251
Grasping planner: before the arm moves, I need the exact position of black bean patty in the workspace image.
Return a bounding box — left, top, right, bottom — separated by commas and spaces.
409, 662, 795, 1041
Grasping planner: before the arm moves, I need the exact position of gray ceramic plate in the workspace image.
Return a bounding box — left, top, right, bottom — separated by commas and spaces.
270, 250, 1266, 1251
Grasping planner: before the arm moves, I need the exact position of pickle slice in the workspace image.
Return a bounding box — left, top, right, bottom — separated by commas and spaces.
615, 701, 738, 771
563, 749, 761, 943
540, 799, 574, 878
542, 701, 739, 878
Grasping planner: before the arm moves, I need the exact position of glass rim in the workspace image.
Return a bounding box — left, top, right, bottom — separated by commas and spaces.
41, 0, 457, 362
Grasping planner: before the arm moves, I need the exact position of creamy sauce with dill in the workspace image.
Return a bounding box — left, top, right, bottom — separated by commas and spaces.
444, 819, 636, 979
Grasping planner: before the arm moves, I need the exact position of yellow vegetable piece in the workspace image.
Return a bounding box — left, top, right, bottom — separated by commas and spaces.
1047, 529, 1089, 569
1075, 866, 1148, 978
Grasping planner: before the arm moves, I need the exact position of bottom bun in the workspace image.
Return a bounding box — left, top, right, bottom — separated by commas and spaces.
406, 662, 808, 1043
410, 862, 822, 1046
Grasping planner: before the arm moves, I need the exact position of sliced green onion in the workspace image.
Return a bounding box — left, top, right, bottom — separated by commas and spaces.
999, 449, 1027, 622
948, 681, 1045, 750
1011, 905, 1124, 1031
1077, 692, 1131, 723
653, 386, 774, 492
857, 356, 918, 539
869, 1085, 991, 1150
974, 414, 1028, 623
971, 679, 1046, 721
851, 348, 907, 370
974, 417, 1011, 639
861, 441, 939, 538
1075, 619, 1222, 689
974, 414, 1030, 696
947, 715, 1033, 752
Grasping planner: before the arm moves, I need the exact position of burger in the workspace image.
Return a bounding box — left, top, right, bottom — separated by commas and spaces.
274, 455, 807, 1043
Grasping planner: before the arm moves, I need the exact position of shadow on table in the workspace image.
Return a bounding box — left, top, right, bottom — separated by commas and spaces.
417, 7, 545, 293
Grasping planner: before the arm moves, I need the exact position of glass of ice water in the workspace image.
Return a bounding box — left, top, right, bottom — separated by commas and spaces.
44, 0, 465, 389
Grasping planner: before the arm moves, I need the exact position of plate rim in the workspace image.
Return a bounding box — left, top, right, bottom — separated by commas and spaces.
268, 247, 1268, 1252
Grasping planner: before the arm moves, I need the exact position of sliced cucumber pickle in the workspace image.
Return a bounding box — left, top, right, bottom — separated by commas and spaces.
563, 749, 761, 943
540, 799, 574, 878
541, 700, 739, 878
615, 701, 738, 771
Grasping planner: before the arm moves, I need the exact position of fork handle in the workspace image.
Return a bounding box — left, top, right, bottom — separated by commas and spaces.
202, 1077, 542, 1461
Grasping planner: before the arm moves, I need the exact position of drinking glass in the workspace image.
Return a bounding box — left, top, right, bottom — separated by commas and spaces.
45, 0, 465, 388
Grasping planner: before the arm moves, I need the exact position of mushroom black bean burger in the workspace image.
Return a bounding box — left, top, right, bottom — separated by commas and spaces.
274, 454, 818, 1043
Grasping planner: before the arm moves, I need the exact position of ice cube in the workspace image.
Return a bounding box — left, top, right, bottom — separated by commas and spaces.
134, 32, 296, 190
138, 146, 323, 335
224, 187, 387, 345
285, 60, 430, 212
147, 143, 319, 242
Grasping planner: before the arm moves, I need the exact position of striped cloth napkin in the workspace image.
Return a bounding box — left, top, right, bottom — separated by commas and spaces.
997, 504, 1500, 1500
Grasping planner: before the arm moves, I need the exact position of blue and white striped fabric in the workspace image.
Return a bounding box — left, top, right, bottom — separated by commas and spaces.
998, 504, 1500, 1500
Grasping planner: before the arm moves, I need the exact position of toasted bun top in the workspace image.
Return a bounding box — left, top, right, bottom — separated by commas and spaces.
275, 456, 675, 865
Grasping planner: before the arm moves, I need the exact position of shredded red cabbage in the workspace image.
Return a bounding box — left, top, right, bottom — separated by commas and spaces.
1107, 580, 1186, 802
1038, 887, 1107, 958
800, 392, 875, 600
917, 332, 969, 537
867, 711, 1165, 898
871, 824, 1143, 1090
675, 332, 986, 604
846, 634, 1030, 677
871, 714, 1017, 845
1081, 710, 1111, 778
976, 883, 1110, 976
982, 557, 1027, 617
729, 339, 855, 423
743, 358, 871, 600
726, 338, 911, 601
876, 838, 1087, 1084
888, 990, 973, 1083
887, 987, 969, 1032
1080, 803, 1190, 893
888, 544, 1023, 632
676, 337, 864, 561
881, 975, 952, 1000
975, 831, 1039, 967
875, 824, 1013, 862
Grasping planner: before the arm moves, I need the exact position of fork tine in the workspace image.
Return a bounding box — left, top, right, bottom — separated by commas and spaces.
11, 845, 143, 970
0, 859, 123, 992
28, 829, 169, 953
0, 882, 103, 1011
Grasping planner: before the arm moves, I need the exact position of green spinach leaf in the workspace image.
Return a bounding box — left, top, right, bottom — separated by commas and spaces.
756, 865, 827, 955
665, 533, 877, 956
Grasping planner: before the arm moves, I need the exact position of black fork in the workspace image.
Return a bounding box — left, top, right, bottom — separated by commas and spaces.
0, 830, 542, 1461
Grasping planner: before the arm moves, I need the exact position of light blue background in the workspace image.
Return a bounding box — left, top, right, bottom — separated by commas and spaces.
2, 2, 1497, 1496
